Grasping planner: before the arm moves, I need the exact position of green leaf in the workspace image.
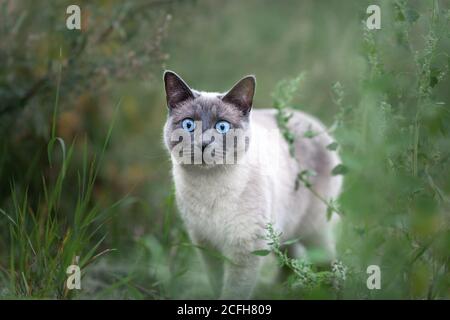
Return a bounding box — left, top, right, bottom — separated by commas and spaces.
326, 205, 333, 221
303, 130, 318, 138
331, 164, 348, 176
251, 249, 271, 256
326, 142, 339, 151
282, 237, 302, 246
326, 198, 338, 221
430, 68, 441, 88
296, 169, 317, 189
404, 8, 420, 23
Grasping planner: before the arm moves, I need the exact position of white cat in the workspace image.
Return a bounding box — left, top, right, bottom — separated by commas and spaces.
162, 71, 343, 299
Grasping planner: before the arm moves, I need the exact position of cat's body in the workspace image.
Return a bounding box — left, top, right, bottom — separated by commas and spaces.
163, 71, 342, 299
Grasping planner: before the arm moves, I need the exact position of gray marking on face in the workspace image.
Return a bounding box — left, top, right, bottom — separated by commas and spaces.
163, 71, 255, 166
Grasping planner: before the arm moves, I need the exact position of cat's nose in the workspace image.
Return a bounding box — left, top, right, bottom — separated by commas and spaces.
201, 136, 214, 151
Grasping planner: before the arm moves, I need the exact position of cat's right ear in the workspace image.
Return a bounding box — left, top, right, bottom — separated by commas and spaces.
163, 71, 194, 109
222, 75, 256, 115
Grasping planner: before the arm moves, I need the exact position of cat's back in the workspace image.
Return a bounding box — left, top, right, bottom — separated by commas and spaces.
251, 108, 339, 177
251, 108, 332, 146
251, 108, 342, 236
251, 108, 328, 132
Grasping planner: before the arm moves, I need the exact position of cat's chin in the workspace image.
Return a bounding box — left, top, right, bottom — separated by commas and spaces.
179, 162, 225, 171
174, 160, 245, 173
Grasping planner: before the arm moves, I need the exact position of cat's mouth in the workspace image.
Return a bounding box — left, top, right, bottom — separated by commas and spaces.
170, 141, 249, 167
177, 159, 225, 171
172, 151, 240, 168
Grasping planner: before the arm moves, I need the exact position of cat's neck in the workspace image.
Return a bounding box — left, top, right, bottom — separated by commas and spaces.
173, 162, 245, 178
172, 163, 251, 206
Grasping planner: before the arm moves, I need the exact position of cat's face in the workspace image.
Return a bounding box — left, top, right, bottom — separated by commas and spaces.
163, 71, 255, 168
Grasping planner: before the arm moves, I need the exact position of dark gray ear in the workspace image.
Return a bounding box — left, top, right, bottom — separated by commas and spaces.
163, 70, 194, 109
222, 75, 256, 114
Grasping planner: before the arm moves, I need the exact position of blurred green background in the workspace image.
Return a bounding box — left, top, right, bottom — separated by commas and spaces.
0, 0, 449, 299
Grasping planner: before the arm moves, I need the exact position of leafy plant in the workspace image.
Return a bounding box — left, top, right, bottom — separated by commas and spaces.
255, 223, 347, 295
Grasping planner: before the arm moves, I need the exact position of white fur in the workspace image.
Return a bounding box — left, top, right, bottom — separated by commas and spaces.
169, 106, 343, 299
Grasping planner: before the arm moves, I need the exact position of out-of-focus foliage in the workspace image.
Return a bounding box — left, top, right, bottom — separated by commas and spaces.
0, 0, 179, 298
0, 0, 449, 299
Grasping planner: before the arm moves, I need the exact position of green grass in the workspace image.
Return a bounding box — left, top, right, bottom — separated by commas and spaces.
0, 57, 122, 298
0, 0, 449, 299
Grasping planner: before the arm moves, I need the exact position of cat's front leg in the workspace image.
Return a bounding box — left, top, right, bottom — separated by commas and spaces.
220, 238, 265, 300
189, 232, 224, 298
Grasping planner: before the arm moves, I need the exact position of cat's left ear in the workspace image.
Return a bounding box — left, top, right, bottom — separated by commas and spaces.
163, 70, 194, 109
222, 75, 256, 115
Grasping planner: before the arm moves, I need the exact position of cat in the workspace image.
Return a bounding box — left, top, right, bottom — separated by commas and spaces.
162, 70, 343, 299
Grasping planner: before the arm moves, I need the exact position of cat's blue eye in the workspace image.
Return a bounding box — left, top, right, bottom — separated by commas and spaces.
181, 118, 196, 132
215, 120, 231, 134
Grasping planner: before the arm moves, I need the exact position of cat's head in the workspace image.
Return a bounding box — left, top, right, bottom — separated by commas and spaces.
162, 71, 255, 168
